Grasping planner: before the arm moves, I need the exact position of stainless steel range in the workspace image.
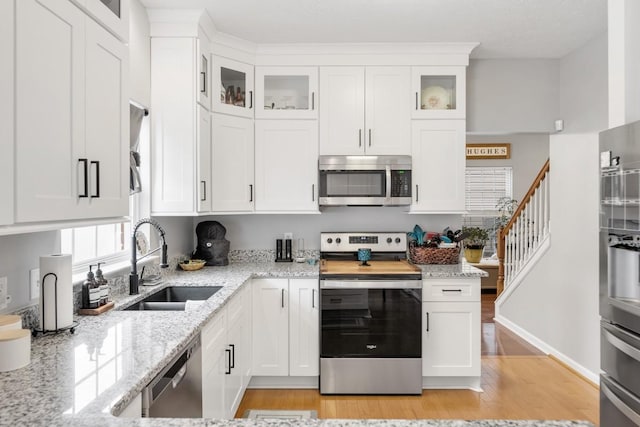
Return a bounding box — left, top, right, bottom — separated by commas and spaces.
319, 232, 422, 395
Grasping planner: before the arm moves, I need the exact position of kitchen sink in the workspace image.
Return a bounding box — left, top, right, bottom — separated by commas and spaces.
123, 286, 222, 311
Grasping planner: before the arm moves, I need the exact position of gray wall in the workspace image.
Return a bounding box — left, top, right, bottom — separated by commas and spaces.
467, 59, 559, 134
0, 231, 59, 314
466, 134, 549, 202
196, 211, 461, 251
558, 32, 608, 133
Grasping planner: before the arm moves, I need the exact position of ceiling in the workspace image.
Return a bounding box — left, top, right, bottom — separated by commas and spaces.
140, 0, 608, 58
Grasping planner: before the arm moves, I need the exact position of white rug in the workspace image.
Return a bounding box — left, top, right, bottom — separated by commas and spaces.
243, 409, 318, 420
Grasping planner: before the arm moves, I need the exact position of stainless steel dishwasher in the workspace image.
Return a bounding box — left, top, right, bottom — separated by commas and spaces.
142, 335, 202, 418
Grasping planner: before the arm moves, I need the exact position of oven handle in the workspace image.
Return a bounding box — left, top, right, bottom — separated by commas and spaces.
603, 323, 640, 362
320, 280, 421, 290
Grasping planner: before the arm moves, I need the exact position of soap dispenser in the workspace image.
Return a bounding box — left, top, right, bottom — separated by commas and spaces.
82, 265, 100, 309
95, 262, 108, 306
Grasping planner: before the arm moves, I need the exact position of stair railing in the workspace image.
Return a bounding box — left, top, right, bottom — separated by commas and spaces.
497, 159, 550, 295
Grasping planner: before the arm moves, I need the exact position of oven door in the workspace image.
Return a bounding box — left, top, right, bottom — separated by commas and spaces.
320, 280, 422, 358
601, 374, 640, 426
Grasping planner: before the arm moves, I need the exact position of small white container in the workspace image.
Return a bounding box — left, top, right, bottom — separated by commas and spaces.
0, 315, 22, 331
0, 329, 31, 372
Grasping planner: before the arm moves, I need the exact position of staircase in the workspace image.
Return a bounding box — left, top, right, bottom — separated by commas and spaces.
497, 159, 550, 296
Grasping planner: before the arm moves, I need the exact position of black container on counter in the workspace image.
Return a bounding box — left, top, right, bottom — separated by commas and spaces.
276, 238, 293, 262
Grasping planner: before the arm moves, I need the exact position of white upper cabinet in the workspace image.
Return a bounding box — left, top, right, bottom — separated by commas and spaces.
212, 56, 255, 118
411, 120, 466, 213
411, 66, 466, 119
255, 67, 318, 119
255, 120, 319, 213
71, 0, 129, 42
211, 114, 254, 213
0, 0, 14, 226
151, 37, 211, 215
319, 66, 410, 155
15, 0, 128, 223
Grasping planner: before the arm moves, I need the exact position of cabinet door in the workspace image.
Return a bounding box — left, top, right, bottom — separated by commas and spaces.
411, 66, 466, 119
255, 120, 319, 212
212, 56, 254, 118
252, 279, 289, 376
0, 0, 13, 225
319, 67, 365, 155
364, 67, 411, 155
211, 114, 254, 212
411, 120, 466, 213
226, 303, 248, 418
15, 0, 86, 222
289, 279, 319, 376
197, 37, 211, 110
255, 67, 318, 119
79, 0, 130, 42
422, 301, 480, 377
85, 19, 129, 218
197, 107, 212, 212
151, 38, 197, 214
202, 310, 227, 419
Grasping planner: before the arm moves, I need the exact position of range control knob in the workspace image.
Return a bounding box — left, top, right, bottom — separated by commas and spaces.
387, 238, 392, 244
335, 238, 342, 244
395, 237, 402, 244
326, 238, 333, 244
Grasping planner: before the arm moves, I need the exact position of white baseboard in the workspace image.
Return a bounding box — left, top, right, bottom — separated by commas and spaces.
422, 376, 482, 392
494, 315, 599, 385
248, 376, 319, 389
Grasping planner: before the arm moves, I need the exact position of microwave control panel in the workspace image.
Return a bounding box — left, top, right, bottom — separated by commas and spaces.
391, 171, 411, 197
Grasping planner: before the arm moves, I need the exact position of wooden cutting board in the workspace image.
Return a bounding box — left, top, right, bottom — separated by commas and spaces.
320, 260, 421, 275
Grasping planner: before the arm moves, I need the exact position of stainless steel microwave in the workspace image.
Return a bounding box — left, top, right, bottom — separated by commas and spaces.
318, 155, 412, 207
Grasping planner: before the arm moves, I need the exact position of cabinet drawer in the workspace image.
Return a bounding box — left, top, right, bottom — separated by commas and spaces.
423, 278, 479, 302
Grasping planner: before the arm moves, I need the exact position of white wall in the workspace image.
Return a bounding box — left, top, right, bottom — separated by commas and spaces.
498, 133, 600, 380
558, 32, 608, 133
129, 0, 151, 107
467, 59, 559, 134
196, 210, 461, 251
0, 232, 60, 314
466, 134, 549, 202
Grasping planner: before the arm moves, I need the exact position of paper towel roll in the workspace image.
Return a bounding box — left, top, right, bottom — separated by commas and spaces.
39, 254, 73, 331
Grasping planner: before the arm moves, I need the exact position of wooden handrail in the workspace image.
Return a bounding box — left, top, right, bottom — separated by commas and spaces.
497, 158, 550, 295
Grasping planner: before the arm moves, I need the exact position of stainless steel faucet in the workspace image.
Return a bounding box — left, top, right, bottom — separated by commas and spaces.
130, 218, 169, 295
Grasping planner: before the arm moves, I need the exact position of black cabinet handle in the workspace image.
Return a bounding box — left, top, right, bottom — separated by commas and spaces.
249, 184, 253, 202
225, 348, 232, 374
416, 185, 419, 202
312, 289, 316, 308
78, 159, 88, 198
229, 344, 235, 369
359, 129, 362, 147
312, 92, 315, 110
249, 91, 253, 109
368, 129, 372, 147
200, 181, 206, 201
281, 288, 285, 308
200, 71, 206, 94
442, 289, 463, 293
426, 312, 429, 332
415, 92, 419, 110
90, 160, 100, 198
312, 184, 315, 202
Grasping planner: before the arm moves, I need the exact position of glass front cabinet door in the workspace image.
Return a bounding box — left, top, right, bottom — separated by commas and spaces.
255, 67, 318, 119
411, 66, 465, 119
212, 56, 255, 118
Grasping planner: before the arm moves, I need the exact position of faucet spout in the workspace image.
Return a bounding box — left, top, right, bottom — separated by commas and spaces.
130, 218, 169, 295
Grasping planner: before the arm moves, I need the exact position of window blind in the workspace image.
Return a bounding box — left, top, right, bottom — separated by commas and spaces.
465, 167, 513, 213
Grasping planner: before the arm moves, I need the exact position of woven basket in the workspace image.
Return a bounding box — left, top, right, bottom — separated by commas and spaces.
409, 246, 460, 265
179, 259, 206, 271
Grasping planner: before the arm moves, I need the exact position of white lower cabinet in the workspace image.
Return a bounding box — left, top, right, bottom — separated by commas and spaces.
202, 285, 251, 419
252, 278, 319, 377
422, 279, 480, 380
118, 393, 142, 418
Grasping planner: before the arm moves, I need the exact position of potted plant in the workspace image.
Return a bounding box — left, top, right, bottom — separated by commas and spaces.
461, 226, 489, 263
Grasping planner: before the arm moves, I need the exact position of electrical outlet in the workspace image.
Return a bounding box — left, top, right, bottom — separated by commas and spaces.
0, 276, 8, 310
284, 232, 293, 240
30, 268, 40, 300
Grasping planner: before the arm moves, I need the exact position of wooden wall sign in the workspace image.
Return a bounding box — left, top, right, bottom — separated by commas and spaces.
466, 143, 511, 159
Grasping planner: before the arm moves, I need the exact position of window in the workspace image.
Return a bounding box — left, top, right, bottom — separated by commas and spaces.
464, 166, 513, 256
61, 222, 131, 273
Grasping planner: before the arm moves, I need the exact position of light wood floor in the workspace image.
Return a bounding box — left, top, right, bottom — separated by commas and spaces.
236, 292, 599, 424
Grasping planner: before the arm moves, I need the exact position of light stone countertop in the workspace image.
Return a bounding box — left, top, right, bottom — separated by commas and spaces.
0, 261, 589, 427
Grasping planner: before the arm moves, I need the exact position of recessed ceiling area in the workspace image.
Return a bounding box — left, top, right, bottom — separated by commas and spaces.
140, 0, 607, 58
